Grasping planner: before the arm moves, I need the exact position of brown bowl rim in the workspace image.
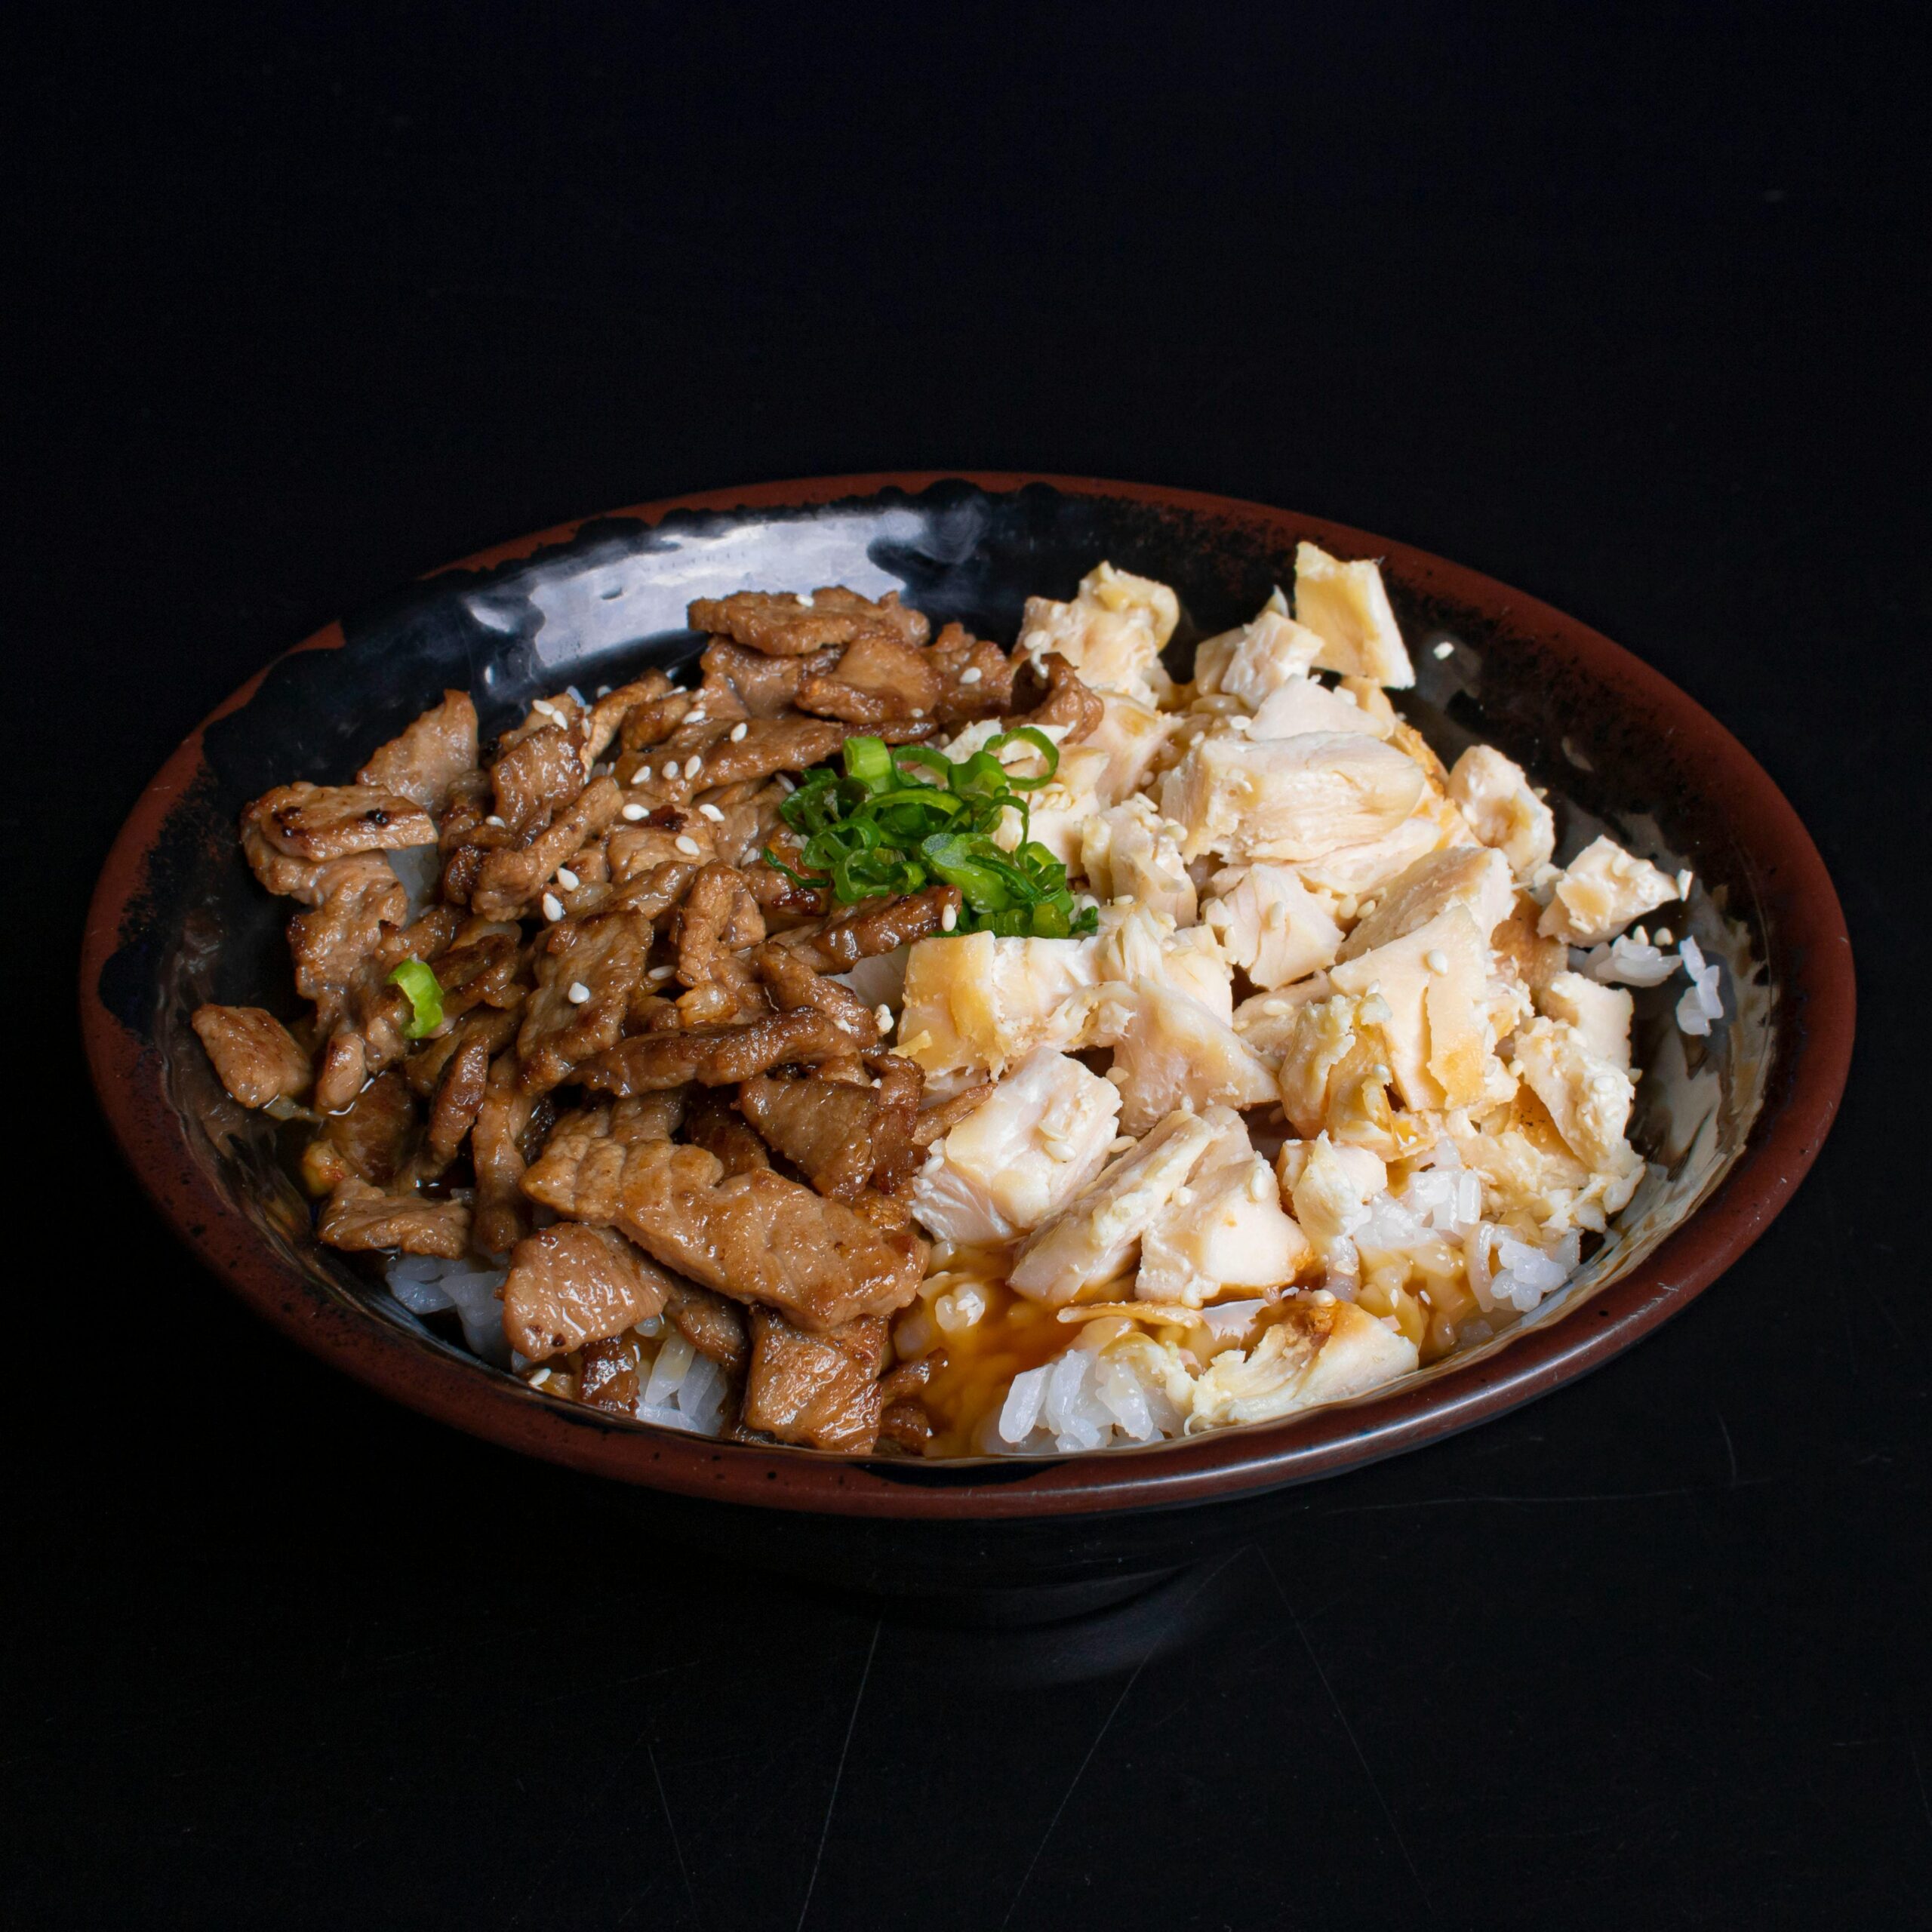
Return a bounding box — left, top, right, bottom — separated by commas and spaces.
78, 471, 1856, 1518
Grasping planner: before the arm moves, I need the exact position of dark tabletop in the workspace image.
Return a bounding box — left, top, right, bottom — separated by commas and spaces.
9, 7, 1930, 1928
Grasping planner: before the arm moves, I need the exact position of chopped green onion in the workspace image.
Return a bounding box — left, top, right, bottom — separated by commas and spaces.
771, 728, 1097, 939
386, 958, 445, 1038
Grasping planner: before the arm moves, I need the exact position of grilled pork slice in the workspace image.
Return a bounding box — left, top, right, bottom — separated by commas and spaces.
520, 1119, 924, 1332
245, 782, 438, 863
741, 1309, 888, 1453
318, 1177, 472, 1257
190, 1004, 312, 1108
688, 586, 929, 657
356, 690, 479, 814
502, 1222, 670, 1361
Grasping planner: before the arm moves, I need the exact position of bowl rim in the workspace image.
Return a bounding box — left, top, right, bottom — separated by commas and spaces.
78, 471, 1857, 1518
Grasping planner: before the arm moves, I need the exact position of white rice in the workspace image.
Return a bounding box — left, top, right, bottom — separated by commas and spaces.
386, 1254, 510, 1363
1675, 935, 1724, 1036
385, 1252, 728, 1435
1580, 934, 1681, 987
995, 1334, 1187, 1454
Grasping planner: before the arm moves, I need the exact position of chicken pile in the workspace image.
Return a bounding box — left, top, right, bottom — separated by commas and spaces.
191, 548, 1712, 1457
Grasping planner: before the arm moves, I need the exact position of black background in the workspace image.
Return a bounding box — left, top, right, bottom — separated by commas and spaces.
9, 5, 1930, 1927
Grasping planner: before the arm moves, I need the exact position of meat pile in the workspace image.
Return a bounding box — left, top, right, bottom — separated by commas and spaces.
193, 586, 1083, 1453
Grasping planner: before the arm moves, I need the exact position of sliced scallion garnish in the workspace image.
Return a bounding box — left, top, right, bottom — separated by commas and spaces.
765, 733, 1097, 940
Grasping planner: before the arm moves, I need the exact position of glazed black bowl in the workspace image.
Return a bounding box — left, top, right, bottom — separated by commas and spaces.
82, 474, 1852, 1604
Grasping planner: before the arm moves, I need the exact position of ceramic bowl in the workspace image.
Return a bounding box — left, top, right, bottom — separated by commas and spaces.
81, 475, 1853, 1599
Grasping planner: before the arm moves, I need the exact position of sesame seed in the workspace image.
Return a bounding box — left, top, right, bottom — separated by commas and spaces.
648, 964, 675, 981
533, 699, 561, 721
796, 590, 815, 608
697, 802, 725, 822
1676, 869, 1694, 897
687, 709, 707, 724
685, 758, 703, 780
674, 835, 701, 857
541, 893, 565, 921
1432, 640, 1455, 660
940, 904, 958, 932
1633, 926, 1649, 946
1654, 926, 1674, 946
622, 803, 646, 821
635, 765, 652, 783
565, 685, 586, 706
873, 1004, 893, 1032
596, 684, 613, 698
1108, 1135, 1136, 1154
567, 981, 591, 1004
485, 814, 506, 827
729, 721, 748, 742
775, 774, 795, 793
1247, 1166, 1273, 1202
556, 866, 580, 891
1260, 998, 1288, 1017
958, 666, 983, 685
909, 707, 926, 718
529, 1367, 552, 1388
1425, 948, 1449, 974
1372, 1063, 1392, 1083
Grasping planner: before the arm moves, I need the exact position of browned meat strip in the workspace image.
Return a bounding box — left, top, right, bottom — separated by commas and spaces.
703, 781, 791, 870
405, 1004, 519, 1099
577, 1334, 642, 1411
682, 1089, 771, 1177
426, 1033, 493, 1165
429, 931, 525, 1023
576, 1008, 856, 1095
502, 1221, 669, 1361
472, 1054, 537, 1255
515, 910, 653, 1093
318, 1177, 471, 1257
878, 1401, 934, 1451
608, 817, 719, 879
190, 1005, 312, 1108
472, 777, 623, 920
699, 638, 840, 717
586, 672, 678, 764
928, 622, 1017, 723
490, 724, 586, 833
520, 1124, 925, 1331
780, 884, 962, 973
741, 1309, 887, 1452
1017, 651, 1103, 744
752, 943, 878, 1044
743, 859, 829, 919
911, 1079, 995, 1147
239, 828, 402, 907
867, 1051, 924, 1190
663, 1278, 749, 1371
246, 783, 437, 863
673, 865, 768, 1026
287, 862, 408, 1027
616, 683, 706, 753
795, 633, 940, 724
356, 691, 479, 813
739, 1074, 879, 1199
315, 1069, 417, 1185
689, 586, 929, 657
